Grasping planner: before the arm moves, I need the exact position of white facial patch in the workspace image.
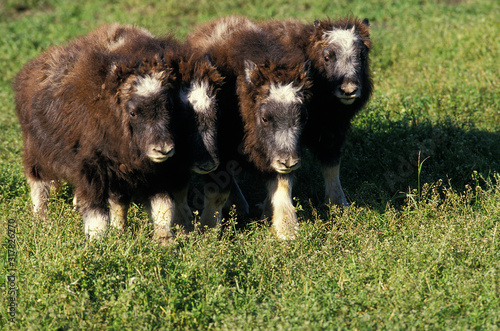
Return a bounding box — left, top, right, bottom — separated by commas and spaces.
324, 28, 359, 77
180, 80, 213, 113
134, 73, 163, 97
275, 127, 300, 153
267, 83, 303, 104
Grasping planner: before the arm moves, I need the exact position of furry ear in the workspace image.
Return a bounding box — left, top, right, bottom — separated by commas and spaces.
244, 59, 257, 84
313, 19, 332, 31
362, 18, 370, 27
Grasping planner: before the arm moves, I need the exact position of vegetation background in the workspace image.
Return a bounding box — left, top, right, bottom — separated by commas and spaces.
1, 0, 499, 329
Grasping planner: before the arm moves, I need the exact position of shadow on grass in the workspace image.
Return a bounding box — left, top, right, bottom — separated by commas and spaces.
220, 118, 500, 224
339, 118, 499, 206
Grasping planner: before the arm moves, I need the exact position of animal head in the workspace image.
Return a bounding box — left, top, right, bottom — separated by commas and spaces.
179, 55, 224, 174
311, 17, 372, 105
240, 60, 311, 174
106, 56, 177, 164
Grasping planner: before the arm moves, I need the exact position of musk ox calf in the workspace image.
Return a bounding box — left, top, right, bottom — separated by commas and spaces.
178, 54, 224, 176
186, 16, 312, 239
260, 17, 373, 206
13, 24, 211, 244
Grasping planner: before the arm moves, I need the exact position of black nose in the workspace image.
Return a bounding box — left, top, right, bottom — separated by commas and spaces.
340, 84, 358, 96
154, 146, 175, 157
193, 160, 219, 174
281, 159, 300, 170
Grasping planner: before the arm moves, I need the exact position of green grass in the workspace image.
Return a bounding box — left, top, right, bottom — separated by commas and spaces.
1, 0, 499, 329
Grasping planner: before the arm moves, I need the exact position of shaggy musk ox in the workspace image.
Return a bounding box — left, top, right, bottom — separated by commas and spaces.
260, 17, 373, 206
178, 54, 224, 175
186, 16, 312, 239
103, 25, 225, 231
13, 24, 217, 244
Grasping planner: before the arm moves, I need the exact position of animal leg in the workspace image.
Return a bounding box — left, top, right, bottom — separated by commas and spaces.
225, 179, 250, 216
108, 198, 128, 231
322, 164, 349, 206
82, 207, 110, 242
27, 176, 51, 218
72, 194, 80, 207
199, 182, 230, 230
172, 187, 194, 232
264, 174, 299, 240
145, 193, 175, 245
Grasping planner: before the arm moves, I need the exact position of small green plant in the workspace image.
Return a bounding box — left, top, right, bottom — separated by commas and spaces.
417, 150, 430, 201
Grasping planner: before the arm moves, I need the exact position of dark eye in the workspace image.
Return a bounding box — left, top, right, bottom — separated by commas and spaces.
323, 50, 332, 62
130, 111, 136, 117
261, 116, 268, 123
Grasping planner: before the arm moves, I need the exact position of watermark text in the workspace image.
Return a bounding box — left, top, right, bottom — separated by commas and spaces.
7, 219, 17, 323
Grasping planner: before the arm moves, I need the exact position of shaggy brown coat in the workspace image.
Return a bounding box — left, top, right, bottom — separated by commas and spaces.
260, 17, 373, 205
186, 16, 312, 239
14, 24, 188, 242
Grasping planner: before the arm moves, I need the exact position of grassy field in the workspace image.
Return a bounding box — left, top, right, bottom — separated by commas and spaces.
1, 0, 499, 329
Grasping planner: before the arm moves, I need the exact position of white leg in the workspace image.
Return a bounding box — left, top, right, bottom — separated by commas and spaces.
27, 177, 50, 217
264, 175, 298, 240
146, 193, 175, 245
199, 185, 230, 229
83, 208, 109, 241
323, 164, 348, 206
172, 188, 193, 231
109, 198, 128, 230
72, 194, 79, 207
